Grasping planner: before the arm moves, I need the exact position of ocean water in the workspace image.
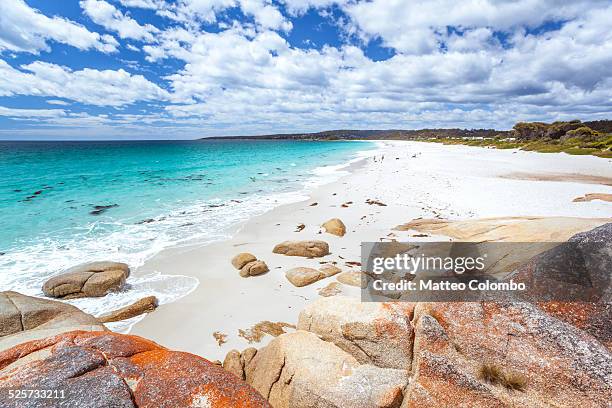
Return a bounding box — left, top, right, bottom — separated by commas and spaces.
0, 139, 374, 330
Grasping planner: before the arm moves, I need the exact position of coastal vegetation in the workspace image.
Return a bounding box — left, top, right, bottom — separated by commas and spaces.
205, 119, 612, 158
428, 120, 612, 158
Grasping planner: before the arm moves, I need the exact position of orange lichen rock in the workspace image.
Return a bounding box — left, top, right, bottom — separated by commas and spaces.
0, 330, 270, 408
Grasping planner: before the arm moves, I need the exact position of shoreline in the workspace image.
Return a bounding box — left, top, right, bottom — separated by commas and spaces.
130, 141, 612, 360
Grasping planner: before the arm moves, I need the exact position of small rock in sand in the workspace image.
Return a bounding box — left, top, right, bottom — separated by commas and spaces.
286, 267, 325, 287
365, 198, 387, 206
239, 260, 269, 277
318, 282, 343, 297
337, 271, 367, 288
273, 240, 329, 258
322, 218, 346, 237
231, 252, 257, 269
319, 264, 341, 277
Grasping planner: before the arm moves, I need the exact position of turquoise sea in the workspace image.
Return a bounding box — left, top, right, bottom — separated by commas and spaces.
0, 139, 374, 327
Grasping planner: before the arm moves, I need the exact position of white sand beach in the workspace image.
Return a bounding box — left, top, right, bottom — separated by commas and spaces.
131, 141, 612, 360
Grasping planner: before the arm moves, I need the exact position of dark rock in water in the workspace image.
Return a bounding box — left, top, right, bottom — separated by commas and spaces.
90, 204, 119, 215
12, 189, 21, 192
136, 218, 155, 224
0, 331, 271, 408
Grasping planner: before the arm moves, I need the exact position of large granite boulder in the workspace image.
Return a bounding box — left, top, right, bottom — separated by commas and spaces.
404, 301, 612, 407
297, 296, 414, 369
42, 261, 130, 299
245, 330, 407, 408
507, 222, 612, 347
273, 241, 330, 258
0, 331, 270, 408
0, 291, 105, 352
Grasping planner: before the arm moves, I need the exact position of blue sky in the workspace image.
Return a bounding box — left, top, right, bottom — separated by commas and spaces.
0, 0, 611, 140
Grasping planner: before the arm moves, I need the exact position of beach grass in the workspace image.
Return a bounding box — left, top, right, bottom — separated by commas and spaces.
426, 134, 612, 158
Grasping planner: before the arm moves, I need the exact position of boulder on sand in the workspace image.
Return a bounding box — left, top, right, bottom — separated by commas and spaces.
240, 260, 269, 277
42, 261, 129, 299
322, 218, 346, 237
232, 253, 269, 277
232, 253, 258, 269
245, 331, 407, 408
272, 240, 329, 258
285, 267, 324, 287
0, 291, 105, 352
97, 296, 158, 324
0, 330, 270, 408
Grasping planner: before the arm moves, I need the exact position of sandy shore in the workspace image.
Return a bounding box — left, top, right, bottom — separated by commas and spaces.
131, 141, 612, 360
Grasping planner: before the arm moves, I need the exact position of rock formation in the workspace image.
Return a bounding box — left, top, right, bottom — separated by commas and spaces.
0, 330, 271, 407
273, 240, 330, 257
42, 261, 130, 299
0, 291, 105, 352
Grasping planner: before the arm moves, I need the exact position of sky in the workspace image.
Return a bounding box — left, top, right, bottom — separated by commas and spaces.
0, 0, 611, 140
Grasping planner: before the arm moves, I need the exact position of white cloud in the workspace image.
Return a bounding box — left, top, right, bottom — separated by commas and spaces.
0, 106, 67, 118
0, 59, 169, 106
80, 0, 159, 41
46, 99, 71, 106
118, 0, 161, 9
0, 0, 118, 54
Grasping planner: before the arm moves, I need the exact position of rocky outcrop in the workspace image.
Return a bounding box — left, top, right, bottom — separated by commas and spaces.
231, 253, 269, 277
322, 218, 346, 237
405, 301, 612, 407
507, 222, 612, 347
97, 296, 158, 324
0, 291, 105, 352
42, 261, 130, 299
297, 296, 414, 370
0, 330, 270, 407
245, 331, 408, 408
273, 240, 330, 258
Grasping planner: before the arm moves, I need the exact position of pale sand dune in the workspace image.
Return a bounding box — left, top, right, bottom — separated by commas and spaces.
130, 141, 612, 360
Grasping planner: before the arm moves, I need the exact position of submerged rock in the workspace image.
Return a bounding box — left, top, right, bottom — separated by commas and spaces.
42, 261, 129, 299
0, 331, 271, 408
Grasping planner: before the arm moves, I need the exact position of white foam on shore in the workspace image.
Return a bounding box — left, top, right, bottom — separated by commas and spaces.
0, 142, 380, 327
